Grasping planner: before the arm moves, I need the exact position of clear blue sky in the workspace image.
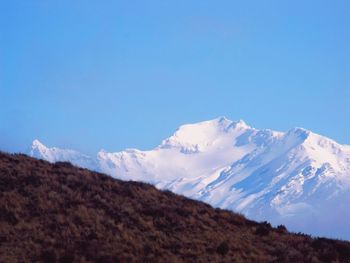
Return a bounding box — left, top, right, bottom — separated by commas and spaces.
1, 0, 349, 155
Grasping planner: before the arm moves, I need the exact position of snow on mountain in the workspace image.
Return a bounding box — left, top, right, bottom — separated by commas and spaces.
28, 139, 98, 171
27, 117, 350, 240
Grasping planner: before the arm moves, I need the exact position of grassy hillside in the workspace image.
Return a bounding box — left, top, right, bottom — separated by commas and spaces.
1, 152, 350, 262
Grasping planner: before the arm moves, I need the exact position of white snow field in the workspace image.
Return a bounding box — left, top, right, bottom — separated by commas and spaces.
28, 117, 350, 240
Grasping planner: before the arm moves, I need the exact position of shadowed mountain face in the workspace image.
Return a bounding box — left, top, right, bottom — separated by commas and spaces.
1, 152, 350, 263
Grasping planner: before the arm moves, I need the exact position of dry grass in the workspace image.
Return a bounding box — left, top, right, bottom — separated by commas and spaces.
0, 152, 350, 263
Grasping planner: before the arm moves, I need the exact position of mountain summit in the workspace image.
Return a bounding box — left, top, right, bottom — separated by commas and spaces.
28, 118, 350, 239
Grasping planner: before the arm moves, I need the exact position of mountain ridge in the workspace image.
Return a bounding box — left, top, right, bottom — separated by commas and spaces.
28, 117, 350, 239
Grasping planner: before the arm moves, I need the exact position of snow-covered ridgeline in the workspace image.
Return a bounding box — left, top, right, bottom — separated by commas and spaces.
28, 117, 350, 240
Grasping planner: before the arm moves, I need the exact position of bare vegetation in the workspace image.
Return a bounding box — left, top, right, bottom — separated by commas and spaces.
0, 152, 350, 262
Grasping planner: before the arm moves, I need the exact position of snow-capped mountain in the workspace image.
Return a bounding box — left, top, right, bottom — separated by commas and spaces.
28, 139, 98, 171
28, 117, 350, 240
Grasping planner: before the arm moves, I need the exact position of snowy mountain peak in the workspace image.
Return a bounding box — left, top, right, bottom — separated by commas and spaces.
29, 139, 50, 160
227, 119, 250, 130
28, 140, 98, 171
286, 127, 311, 139
206, 117, 250, 130
159, 118, 252, 153
30, 139, 49, 153
26, 118, 350, 239
31, 139, 46, 148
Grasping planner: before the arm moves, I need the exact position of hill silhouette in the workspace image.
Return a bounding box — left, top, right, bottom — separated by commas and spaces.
1, 152, 350, 262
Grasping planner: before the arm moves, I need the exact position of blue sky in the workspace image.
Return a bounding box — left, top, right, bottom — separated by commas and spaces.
1, 0, 349, 154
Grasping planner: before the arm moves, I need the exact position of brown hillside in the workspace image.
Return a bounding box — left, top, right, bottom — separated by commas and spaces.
1, 152, 350, 263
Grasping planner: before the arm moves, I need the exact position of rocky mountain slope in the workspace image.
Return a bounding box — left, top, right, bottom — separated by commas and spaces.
28, 117, 350, 239
1, 152, 350, 262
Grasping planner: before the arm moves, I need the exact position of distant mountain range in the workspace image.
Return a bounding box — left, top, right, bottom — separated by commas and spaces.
28, 117, 350, 240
